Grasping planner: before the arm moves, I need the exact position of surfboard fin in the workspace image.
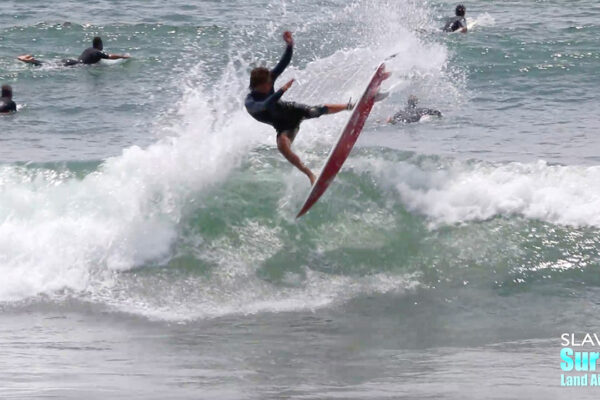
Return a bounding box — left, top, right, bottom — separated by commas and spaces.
347, 98, 356, 111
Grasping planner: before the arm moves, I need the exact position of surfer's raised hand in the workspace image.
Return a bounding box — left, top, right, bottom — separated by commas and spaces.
283, 31, 294, 46
281, 79, 294, 92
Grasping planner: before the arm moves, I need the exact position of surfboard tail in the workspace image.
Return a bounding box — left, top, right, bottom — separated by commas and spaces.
296, 63, 389, 219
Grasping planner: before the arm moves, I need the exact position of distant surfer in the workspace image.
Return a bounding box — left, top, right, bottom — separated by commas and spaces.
245, 31, 354, 185
443, 4, 468, 33
0, 85, 17, 114
17, 37, 130, 67
387, 96, 441, 124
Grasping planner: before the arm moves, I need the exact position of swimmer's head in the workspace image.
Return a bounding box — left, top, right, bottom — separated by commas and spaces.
408, 95, 419, 108
456, 4, 466, 17
93, 36, 103, 50
1, 85, 12, 99
250, 67, 272, 93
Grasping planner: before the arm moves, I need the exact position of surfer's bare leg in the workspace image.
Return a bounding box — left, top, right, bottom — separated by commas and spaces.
277, 133, 316, 185
18, 54, 43, 66
324, 103, 353, 114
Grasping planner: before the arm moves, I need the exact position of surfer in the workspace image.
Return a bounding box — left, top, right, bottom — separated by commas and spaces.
245, 31, 354, 185
443, 4, 468, 33
0, 85, 17, 114
387, 96, 441, 124
17, 37, 130, 67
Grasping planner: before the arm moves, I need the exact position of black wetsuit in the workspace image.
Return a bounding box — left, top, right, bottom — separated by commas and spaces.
245, 45, 328, 138
78, 47, 110, 64
443, 16, 467, 32
390, 106, 441, 124
29, 47, 111, 67
63, 47, 110, 66
0, 97, 17, 113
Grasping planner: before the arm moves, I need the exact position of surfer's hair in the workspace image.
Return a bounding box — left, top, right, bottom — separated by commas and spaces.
250, 67, 270, 89
1, 85, 12, 99
93, 36, 103, 50
455, 4, 466, 16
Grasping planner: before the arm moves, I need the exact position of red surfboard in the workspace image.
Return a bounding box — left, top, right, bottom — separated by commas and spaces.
297, 63, 389, 218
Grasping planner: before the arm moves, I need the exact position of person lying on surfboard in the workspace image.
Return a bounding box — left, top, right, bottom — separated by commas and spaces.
387, 95, 442, 124
17, 37, 130, 67
443, 4, 468, 33
245, 31, 354, 185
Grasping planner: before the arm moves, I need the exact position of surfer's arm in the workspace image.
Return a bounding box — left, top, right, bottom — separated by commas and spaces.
271, 32, 294, 81
107, 54, 130, 60
271, 45, 292, 81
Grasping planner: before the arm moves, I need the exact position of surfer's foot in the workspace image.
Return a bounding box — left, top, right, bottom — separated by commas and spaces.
18, 54, 42, 66
18, 54, 34, 62
308, 171, 316, 186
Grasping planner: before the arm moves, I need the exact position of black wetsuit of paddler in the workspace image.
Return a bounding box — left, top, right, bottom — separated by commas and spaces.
443, 16, 467, 32
0, 96, 16, 113
245, 44, 328, 138
390, 102, 442, 124
63, 47, 111, 66
0, 86, 16, 113
26, 47, 110, 67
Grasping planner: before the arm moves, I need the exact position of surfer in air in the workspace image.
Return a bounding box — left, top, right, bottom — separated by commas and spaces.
17, 37, 130, 67
443, 4, 468, 33
387, 95, 441, 124
245, 31, 354, 185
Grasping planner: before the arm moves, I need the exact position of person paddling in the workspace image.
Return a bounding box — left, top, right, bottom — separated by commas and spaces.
18, 36, 129, 67
443, 4, 468, 33
387, 95, 442, 124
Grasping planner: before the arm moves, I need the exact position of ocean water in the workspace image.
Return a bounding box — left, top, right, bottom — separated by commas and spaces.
1, 0, 599, 398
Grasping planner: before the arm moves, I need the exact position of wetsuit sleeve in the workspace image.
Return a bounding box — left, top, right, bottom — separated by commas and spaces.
9, 101, 17, 112
270, 45, 293, 82
99, 51, 110, 59
443, 19, 453, 32
245, 89, 285, 114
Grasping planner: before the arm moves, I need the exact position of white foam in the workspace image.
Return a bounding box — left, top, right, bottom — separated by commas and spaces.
0, 0, 446, 314
0, 60, 263, 302
469, 13, 496, 30
365, 158, 600, 228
